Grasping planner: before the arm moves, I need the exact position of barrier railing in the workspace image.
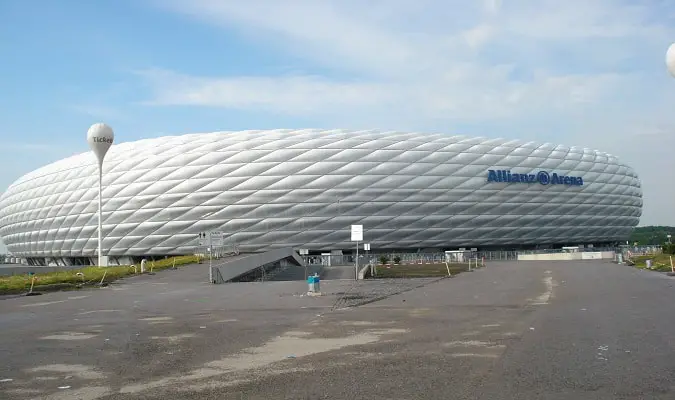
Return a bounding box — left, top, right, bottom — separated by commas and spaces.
300, 247, 667, 266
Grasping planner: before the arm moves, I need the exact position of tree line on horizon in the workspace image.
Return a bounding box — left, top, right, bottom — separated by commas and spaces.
629, 226, 675, 247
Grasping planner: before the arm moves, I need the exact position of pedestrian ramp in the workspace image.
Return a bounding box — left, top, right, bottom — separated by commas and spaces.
209, 248, 306, 284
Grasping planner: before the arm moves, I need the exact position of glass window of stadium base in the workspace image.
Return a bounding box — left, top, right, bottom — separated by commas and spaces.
0, 129, 642, 266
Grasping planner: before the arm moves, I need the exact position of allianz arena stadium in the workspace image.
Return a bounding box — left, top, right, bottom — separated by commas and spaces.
0, 129, 642, 266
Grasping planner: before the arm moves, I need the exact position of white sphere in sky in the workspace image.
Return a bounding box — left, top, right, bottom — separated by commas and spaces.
667, 43, 675, 77
86, 123, 115, 162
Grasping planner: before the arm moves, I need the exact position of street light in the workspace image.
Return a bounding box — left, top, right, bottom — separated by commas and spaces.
667, 42, 675, 77
87, 123, 114, 267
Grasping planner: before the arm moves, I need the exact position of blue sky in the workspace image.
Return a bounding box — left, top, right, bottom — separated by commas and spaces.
1, 0, 675, 253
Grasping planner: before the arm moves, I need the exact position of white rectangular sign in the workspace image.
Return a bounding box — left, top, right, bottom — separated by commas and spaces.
351, 225, 363, 241
364, 243, 371, 251
210, 231, 224, 246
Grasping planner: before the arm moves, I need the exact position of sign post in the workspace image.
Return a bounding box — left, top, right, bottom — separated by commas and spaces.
298, 249, 309, 279
208, 232, 213, 283
364, 243, 372, 276
351, 225, 363, 280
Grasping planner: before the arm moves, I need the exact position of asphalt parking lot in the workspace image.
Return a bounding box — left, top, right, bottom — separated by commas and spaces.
2, 260, 675, 399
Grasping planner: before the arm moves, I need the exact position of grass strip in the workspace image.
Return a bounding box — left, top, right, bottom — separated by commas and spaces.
0, 255, 201, 295
631, 254, 675, 272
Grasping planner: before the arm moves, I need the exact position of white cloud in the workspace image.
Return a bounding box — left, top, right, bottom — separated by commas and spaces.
2, 143, 69, 152
68, 104, 123, 120
141, 0, 675, 224
136, 65, 635, 122
136, 69, 395, 114
144, 0, 672, 118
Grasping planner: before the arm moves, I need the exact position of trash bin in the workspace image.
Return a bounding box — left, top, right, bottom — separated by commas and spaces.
307, 273, 321, 293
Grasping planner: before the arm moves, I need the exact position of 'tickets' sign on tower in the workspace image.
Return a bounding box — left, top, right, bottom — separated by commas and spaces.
87, 123, 114, 165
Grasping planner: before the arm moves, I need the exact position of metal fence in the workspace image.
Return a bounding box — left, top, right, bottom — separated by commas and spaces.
302, 250, 520, 266
194, 244, 240, 260
526, 245, 660, 256
300, 246, 664, 267
620, 245, 663, 256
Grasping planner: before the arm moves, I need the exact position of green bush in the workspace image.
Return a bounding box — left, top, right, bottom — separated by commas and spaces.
393, 256, 401, 264
379, 255, 389, 265
662, 243, 675, 255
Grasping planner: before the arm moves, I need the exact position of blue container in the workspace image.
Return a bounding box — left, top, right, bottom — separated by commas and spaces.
307, 274, 321, 292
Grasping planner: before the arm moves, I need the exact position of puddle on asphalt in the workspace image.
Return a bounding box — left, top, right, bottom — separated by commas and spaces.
149, 333, 197, 342
120, 327, 408, 394
409, 308, 433, 317
443, 340, 506, 348
4, 388, 43, 396
28, 364, 105, 380
139, 316, 173, 322
77, 310, 122, 315
339, 321, 395, 327
450, 353, 499, 358
42, 385, 111, 400
201, 329, 408, 374
284, 331, 313, 337
40, 332, 98, 341
531, 276, 554, 305
21, 300, 68, 308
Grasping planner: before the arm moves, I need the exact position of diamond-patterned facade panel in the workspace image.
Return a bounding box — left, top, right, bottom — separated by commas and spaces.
0, 129, 642, 257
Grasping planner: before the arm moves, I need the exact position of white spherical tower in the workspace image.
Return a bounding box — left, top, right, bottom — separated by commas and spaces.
87, 123, 114, 266
666, 43, 675, 78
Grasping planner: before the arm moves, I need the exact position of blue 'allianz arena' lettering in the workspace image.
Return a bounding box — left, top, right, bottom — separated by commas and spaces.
486, 170, 584, 186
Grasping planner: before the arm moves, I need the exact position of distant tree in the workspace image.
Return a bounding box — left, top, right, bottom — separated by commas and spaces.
663, 244, 675, 255
379, 255, 389, 265
393, 256, 401, 264
629, 226, 675, 245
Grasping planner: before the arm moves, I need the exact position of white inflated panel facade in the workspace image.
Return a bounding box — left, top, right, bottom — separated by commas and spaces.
0, 129, 642, 262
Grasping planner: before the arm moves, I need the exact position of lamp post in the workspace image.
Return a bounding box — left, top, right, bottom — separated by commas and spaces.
667, 43, 675, 77
87, 123, 114, 267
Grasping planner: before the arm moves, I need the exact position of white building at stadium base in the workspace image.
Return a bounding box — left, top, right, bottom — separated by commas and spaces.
0, 129, 642, 266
